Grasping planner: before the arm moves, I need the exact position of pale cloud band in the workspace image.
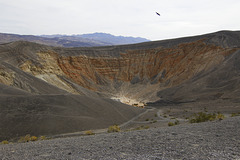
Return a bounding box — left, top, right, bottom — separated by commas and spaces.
0, 0, 239, 40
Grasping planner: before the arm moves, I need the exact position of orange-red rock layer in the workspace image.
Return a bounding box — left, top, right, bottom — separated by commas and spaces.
57, 39, 237, 91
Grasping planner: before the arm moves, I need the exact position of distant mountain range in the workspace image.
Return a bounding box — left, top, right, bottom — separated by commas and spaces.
0, 32, 150, 47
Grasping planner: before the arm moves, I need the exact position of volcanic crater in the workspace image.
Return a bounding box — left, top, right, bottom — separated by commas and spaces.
1, 30, 240, 141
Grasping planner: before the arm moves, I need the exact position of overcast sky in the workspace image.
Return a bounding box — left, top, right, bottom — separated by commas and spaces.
0, 0, 239, 40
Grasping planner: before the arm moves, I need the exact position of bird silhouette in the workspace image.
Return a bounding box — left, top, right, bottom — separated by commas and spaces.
156, 12, 160, 16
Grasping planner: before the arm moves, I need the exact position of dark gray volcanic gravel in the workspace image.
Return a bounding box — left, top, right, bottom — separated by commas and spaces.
1, 116, 240, 160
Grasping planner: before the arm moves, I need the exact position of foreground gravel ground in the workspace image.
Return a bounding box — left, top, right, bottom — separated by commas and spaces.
1, 116, 240, 160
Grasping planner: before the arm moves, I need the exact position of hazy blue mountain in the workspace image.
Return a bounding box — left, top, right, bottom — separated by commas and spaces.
0, 32, 150, 47
76, 32, 150, 45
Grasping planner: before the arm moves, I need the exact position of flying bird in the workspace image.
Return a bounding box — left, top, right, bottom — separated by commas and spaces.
156, 12, 160, 16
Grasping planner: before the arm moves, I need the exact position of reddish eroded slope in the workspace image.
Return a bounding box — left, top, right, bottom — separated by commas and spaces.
57, 39, 237, 97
